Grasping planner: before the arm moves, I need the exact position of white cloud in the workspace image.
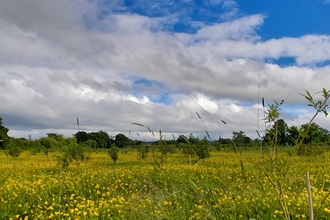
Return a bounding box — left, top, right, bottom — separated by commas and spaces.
194, 94, 220, 114
195, 14, 264, 41
1, 0, 330, 140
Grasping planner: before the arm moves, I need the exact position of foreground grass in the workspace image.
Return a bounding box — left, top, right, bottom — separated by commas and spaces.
1, 150, 330, 219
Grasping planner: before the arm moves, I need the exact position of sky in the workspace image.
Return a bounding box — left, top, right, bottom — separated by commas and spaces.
1, 0, 330, 141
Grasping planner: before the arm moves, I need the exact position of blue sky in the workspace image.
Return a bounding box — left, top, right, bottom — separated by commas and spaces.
242, 0, 330, 38
110, 0, 330, 38
1, 0, 330, 140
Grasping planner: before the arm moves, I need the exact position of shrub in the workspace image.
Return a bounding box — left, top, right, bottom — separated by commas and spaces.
137, 143, 149, 159
108, 146, 119, 165
55, 145, 89, 167
8, 146, 23, 158
196, 138, 210, 162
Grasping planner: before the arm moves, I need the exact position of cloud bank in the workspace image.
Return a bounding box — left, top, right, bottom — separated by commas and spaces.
1, 0, 330, 140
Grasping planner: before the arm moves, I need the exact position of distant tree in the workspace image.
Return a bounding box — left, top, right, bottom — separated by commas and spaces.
83, 139, 98, 148
253, 138, 261, 145
46, 133, 66, 147
218, 136, 232, 145
276, 119, 289, 145
89, 131, 111, 148
39, 137, 58, 149
12, 138, 30, 150
188, 134, 199, 145
134, 140, 144, 146
232, 131, 251, 146
114, 133, 131, 148
287, 125, 300, 146
74, 131, 89, 144
0, 117, 9, 149
155, 139, 177, 145
300, 122, 329, 144
165, 139, 177, 145
264, 119, 288, 146
65, 137, 79, 146
176, 135, 188, 144
324, 133, 330, 143
47, 133, 61, 138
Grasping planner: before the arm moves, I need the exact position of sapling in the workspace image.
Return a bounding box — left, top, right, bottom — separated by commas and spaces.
132, 122, 166, 168
108, 146, 119, 165
297, 88, 330, 156
258, 98, 290, 220
258, 88, 330, 220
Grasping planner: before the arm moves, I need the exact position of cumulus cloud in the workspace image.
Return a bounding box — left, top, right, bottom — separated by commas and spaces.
1, 0, 330, 140
195, 14, 264, 41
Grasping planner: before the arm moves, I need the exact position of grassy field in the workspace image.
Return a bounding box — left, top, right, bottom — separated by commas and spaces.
1, 149, 330, 219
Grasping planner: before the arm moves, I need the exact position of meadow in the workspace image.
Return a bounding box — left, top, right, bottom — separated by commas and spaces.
1, 149, 330, 219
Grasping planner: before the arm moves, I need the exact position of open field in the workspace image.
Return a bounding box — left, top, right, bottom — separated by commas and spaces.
1, 150, 330, 219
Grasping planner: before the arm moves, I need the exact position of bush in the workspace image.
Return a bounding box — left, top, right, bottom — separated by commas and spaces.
108, 146, 119, 165
8, 146, 23, 158
137, 144, 149, 159
196, 138, 210, 162
296, 144, 325, 156
55, 145, 89, 167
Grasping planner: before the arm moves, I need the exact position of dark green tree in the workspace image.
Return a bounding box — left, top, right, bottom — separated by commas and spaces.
232, 131, 251, 146
300, 122, 329, 144
218, 136, 232, 145
74, 131, 89, 144
176, 135, 188, 144
188, 133, 200, 144
0, 117, 9, 149
294, 88, 330, 156
287, 125, 300, 146
47, 133, 62, 138
88, 131, 112, 148
264, 119, 288, 146
114, 133, 131, 148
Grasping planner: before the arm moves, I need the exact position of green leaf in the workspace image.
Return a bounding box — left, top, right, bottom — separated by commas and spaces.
323, 88, 328, 97
323, 109, 328, 117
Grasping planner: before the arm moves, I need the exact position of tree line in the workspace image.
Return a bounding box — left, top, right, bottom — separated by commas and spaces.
263, 119, 330, 146
1, 117, 330, 151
